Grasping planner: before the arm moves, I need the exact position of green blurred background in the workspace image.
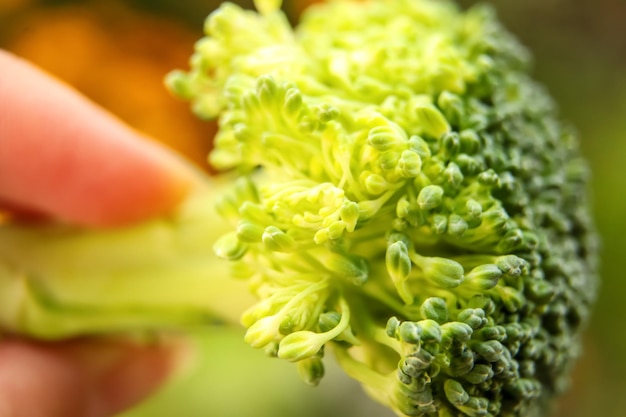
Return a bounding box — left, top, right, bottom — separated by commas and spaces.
1, 1, 624, 416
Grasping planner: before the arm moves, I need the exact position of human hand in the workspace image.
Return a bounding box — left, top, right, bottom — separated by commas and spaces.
0, 50, 197, 417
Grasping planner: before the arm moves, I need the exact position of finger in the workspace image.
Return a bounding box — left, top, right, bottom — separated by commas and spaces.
0, 51, 200, 227
0, 338, 185, 417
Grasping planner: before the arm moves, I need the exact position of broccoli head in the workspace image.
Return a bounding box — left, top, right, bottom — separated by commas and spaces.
167, 0, 599, 415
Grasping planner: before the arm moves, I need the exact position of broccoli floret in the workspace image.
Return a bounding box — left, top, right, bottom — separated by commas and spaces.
0, 1, 598, 416
167, 0, 598, 415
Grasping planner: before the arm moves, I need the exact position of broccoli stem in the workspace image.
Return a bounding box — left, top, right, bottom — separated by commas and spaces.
0, 180, 251, 338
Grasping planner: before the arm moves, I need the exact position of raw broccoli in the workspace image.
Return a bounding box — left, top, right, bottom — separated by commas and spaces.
0, 0, 598, 416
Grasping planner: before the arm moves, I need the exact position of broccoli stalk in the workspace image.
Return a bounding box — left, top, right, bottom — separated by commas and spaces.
0, 0, 598, 416
0, 182, 251, 337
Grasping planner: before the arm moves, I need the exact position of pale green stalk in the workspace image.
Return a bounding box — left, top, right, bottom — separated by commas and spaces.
0, 182, 250, 338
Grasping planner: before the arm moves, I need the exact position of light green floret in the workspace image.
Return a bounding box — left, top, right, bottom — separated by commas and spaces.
169, 0, 598, 416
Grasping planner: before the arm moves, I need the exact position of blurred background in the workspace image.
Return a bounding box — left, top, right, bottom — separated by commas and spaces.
1, 0, 624, 416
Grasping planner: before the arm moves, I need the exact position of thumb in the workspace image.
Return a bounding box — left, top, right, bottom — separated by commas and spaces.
0, 337, 186, 417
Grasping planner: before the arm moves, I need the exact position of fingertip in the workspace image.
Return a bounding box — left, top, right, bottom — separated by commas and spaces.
61, 133, 203, 228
